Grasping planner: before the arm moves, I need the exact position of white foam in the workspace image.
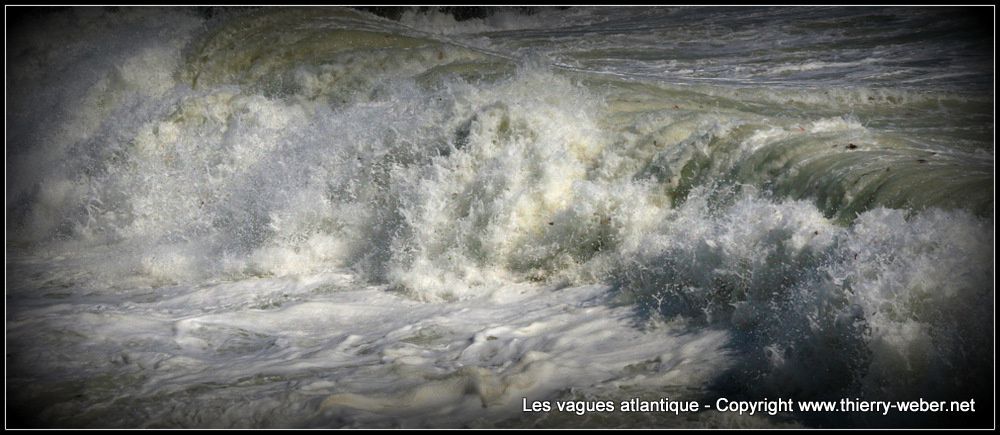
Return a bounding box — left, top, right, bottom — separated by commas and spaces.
7, 7, 992, 428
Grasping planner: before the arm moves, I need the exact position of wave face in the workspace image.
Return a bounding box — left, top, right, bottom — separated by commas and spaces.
6, 7, 993, 428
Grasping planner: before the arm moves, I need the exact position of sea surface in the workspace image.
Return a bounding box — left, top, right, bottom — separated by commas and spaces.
6, 6, 994, 428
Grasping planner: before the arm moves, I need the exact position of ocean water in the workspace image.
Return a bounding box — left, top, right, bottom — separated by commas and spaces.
5, 6, 993, 428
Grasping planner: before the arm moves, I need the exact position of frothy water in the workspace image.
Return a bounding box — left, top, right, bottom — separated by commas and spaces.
6, 7, 993, 428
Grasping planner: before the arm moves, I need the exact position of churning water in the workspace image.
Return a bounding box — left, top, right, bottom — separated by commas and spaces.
6, 7, 993, 428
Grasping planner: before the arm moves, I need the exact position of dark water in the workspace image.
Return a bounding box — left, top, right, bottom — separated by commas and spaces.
6, 7, 994, 428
